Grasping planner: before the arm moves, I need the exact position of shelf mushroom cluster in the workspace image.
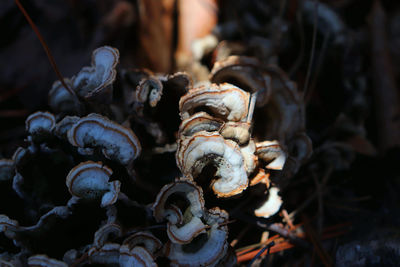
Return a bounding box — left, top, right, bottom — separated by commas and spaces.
152, 179, 234, 266
176, 82, 288, 202
0, 45, 313, 266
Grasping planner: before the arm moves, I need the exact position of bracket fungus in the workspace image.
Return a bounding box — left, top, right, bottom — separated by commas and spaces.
25, 111, 56, 138
0, 39, 317, 266
152, 179, 206, 244
53, 116, 80, 140
256, 140, 287, 171
72, 46, 119, 102
119, 232, 162, 267
136, 76, 164, 107
178, 112, 223, 137
66, 161, 120, 207
176, 131, 248, 198
165, 208, 229, 267
179, 83, 250, 122
210, 55, 271, 106
93, 223, 122, 248
119, 245, 157, 267
48, 79, 81, 115
219, 121, 251, 145
254, 187, 283, 218
28, 255, 68, 267
67, 113, 141, 165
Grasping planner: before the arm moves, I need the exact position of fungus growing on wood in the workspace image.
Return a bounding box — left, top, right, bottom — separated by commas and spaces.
136, 76, 163, 107
219, 121, 251, 145
119, 232, 162, 267
53, 116, 79, 140
254, 187, 282, 218
28, 255, 68, 267
25, 111, 56, 137
210, 55, 271, 106
122, 232, 162, 253
177, 131, 248, 197
256, 140, 287, 170
88, 243, 121, 265
178, 112, 223, 137
67, 113, 141, 165
48, 79, 81, 114
119, 245, 157, 267
93, 223, 122, 248
66, 161, 120, 207
152, 179, 206, 244
179, 83, 250, 122
165, 208, 229, 267
72, 46, 119, 102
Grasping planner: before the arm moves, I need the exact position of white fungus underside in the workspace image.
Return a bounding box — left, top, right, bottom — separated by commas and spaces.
182, 134, 247, 196
254, 187, 283, 218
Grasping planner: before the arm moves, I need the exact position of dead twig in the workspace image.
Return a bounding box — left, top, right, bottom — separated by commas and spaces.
14, 0, 75, 96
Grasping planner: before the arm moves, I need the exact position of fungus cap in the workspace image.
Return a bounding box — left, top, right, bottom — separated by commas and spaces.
210, 55, 271, 106
136, 77, 163, 107
166, 208, 229, 267
67, 113, 141, 165
177, 132, 248, 197
66, 161, 120, 207
28, 255, 67, 267
178, 112, 223, 137
254, 187, 282, 218
25, 111, 56, 136
123, 232, 162, 253
179, 83, 250, 122
152, 179, 206, 244
119, 245, 157, 267
256, 140, 287, 170
73, 46, 119, 100
48, 79, 80, 113
93, 223, 121, 248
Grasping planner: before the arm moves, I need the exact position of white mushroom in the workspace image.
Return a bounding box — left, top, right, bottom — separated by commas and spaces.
67, 113, 141, 165
28, 255, 68, 267
66, 161, 120, 207
179, 83, 250, 122
72, 46, 119, 101
254, 187, 283, 218
256, 140, 287, 170
177, 131, 248, 198
25, 111, 56, 137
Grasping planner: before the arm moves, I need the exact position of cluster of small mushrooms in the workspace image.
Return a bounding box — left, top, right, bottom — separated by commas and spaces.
0, 46, 311, 266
